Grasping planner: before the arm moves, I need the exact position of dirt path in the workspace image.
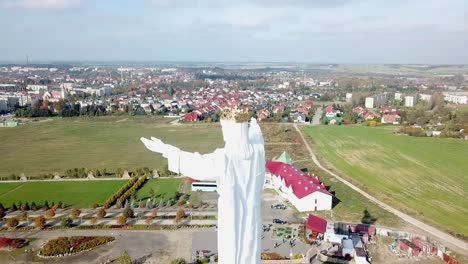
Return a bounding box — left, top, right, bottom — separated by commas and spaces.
293, 124, 468, 256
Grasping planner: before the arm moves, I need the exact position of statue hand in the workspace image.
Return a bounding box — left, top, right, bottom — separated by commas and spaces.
140, 137, 166, 154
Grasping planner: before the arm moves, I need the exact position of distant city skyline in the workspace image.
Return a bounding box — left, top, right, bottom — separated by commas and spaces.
0, 0, 467, 64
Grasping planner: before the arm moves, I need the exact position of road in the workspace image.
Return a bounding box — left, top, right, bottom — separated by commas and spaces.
293, 124, 468, 256
311, 106, 323, 125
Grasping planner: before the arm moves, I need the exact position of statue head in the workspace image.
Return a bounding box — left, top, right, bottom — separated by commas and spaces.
220, 108, 253, 159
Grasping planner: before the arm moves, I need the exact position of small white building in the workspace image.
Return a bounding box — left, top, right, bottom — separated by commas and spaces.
395, 92, 402, 101
443, 93, 467, 104
419, 94, 432, 102
265, 161, 332, 212
345, 93, 353, 102
365, 97, 374, 109
405, 96, 416, 107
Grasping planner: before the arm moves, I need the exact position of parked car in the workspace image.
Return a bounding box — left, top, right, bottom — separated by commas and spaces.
271, 204, 287, 209
273, 219, 287, 224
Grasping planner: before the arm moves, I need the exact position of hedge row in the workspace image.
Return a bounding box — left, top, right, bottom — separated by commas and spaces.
103, 177, 139, 208
116, 176, 147, 205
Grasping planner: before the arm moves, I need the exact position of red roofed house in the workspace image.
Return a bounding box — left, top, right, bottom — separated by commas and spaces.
306, 214, 327, 240
381, 113, 400, 124
184, 111, 200, 122
265, 161, 332, 212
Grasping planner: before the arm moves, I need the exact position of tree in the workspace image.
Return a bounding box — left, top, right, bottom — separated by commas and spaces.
123, 207, 134, 218
174, 209, 186, 224
145, 216, 153, 225
90, 217, 98, 226
149, 188, 155, 199
7, 217, 19, 228
21, 202, 30, 211
0, 208, 5, 218
171, 258, 187, 264
118, 251, 132, 264
116, 215, 127, 225
35, 215, 46, 229
71, 208, 81, 218
44, 200, 50, 210
10, 203, 18, 212
96, 208, 106, 219
31, 202, 38, 211
361, 209, 377, 225
151, 209, 158, 218
92, 203, 99, 209
45, 209, 55, 218
61, 217, 73, 228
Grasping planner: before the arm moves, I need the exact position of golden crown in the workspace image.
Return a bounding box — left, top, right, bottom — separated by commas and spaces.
220, 108, 250, 123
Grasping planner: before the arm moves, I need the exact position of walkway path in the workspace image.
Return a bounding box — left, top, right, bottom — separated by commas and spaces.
293, 124, 468, 256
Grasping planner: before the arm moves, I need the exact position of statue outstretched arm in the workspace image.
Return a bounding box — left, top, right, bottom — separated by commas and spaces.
140, 137, 224, 181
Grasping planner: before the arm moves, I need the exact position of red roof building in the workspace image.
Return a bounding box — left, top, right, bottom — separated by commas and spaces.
306, 214, 327, 234
265, 161, 332, 212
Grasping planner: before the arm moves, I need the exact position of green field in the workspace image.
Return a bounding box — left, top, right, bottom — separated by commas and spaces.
0, 116, 223, 178
0, 178, 184, 208
303, 125, 468, 238
0, 181, 126, 208
136, 178, 183, 201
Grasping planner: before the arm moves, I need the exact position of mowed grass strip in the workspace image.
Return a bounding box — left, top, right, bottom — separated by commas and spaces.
303, 125, 468, 238
0, 117, 223, 178
0, 181, 127, 208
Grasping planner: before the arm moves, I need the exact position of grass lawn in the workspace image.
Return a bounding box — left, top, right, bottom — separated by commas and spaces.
0, 180, 127, 208
0, 116, 223, 178
136, 178, 183, 201
302, 125, 468, 239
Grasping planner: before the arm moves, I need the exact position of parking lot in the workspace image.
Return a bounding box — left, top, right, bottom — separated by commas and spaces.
262, 190, 304, 224
192, 225, 313, 261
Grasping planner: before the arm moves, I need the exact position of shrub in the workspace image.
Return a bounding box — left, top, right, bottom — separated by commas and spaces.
44, 201, 49, 209
151, 209, 158, 218
122, 207, 134, 218
90, 217, 98, 226
21, 202, 30, 211
96, 208, 106, 219
39, 236, 115, 257
116, 176, 147, 205
61, 217, 73, 228
35, 215, 46, 229
0, 208, 5, 218
174, 209, 186, 224
103, 176, 139, 208
261, 252, 285, 260
31, 202, 38, 211
171, 258, 187, 264
10, 203, 18, 212
92, 203, 99, 209
139, 201, 146, 208
145, 216, 153, 225
7, 217, 19, 228
116, 216, 127, 225
45, 209, 55, 218
71, 208, 81, 218
118, 250, 132, 264
0, 237, 27, 249
196, 258, 209, 264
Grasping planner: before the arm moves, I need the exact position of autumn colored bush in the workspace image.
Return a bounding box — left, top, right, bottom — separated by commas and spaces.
45, 209, 55, 218
39, 236, 115, 256
35, 215, 46, 229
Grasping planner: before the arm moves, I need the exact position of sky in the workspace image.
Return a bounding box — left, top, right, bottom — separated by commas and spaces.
0, 0, 467, 64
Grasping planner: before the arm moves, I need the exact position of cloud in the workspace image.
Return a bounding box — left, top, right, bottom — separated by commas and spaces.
3, 0, 83, 10
146, 0, 350, 9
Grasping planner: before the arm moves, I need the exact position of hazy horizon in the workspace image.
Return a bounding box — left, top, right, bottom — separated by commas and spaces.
1, 0, 467, 64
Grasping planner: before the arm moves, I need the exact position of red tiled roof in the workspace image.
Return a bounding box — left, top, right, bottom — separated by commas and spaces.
306, 214, 327, 233
266, 161, 332, 199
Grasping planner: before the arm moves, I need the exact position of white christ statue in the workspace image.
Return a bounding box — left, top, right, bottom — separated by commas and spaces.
140, 115, 265, 264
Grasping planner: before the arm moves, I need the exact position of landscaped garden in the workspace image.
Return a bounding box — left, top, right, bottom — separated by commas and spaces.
39, 236, 115, 257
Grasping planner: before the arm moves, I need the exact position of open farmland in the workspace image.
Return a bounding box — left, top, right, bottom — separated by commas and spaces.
0, 116, 223, 178
303, 125, 468, 239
